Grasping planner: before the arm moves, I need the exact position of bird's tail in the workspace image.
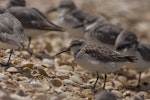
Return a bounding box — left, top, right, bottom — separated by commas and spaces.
125, 56, 138, 62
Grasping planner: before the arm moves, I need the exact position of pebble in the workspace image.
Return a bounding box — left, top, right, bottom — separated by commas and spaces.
133, 94, 145, 100
0, 73, 8, 79
123, 90, 131, 97
56, 65, 73, 71
111, 90, 123, 98
62, 79, 75, 85
105, 82, 113, 89
42, 59, 54, 68
51, 78, 62, 87
21, 61, 34, 68
10, 94, 31, 100
7, 67, 18, 73
113, 80, 123, 87
22, 51, 31, 59
117, 76, 127, 84
56, 70, 69, 79
69, 75, 83, 85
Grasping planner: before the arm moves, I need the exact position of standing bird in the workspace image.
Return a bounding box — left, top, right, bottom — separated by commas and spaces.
6, 0, 64, 48
74, 14, 123, 49
47, 0, 90, 39
0, 6, 25, 66
55, 39, 137, 90
115, 30, 150, 88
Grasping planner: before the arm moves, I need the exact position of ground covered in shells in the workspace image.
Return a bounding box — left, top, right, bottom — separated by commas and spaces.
0, 0, 150, 100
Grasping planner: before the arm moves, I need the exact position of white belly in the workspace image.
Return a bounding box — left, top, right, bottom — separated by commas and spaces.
121, 49, 150, 72
0, 41, 18, 49
127, 60, 150, 72
74, 56, 124, 74
24, 28, 48, 37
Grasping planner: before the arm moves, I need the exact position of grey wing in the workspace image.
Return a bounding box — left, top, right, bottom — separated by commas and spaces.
77, 43, 131, 63
9, 7, 47, 28
70, 9, 89, 22
63, 13, 82, 26
0, 13, 24, 46
94, 24, 123, 45
9, 7, 63, 31
137, 42, 150, 61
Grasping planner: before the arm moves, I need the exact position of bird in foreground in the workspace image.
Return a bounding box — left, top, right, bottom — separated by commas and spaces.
6, 0, 64, 48
55, 39, 137, 90
47, 0, 90, 39
74, 14, 123, 49
0, 6, 25, 66
95, 90, 117, 100
115, 30, 150, 88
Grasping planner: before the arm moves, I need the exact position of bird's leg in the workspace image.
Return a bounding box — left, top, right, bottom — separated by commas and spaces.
28, 37, 32, 49
137, 72, 141, 88
0, 49, 13, 66
103, 74, 107, 90
92, 72, 99, 90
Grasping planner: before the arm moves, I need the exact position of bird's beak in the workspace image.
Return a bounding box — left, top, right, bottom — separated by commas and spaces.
55, 48, 70, 56
73, 23, 84, 28
46, 7, 58, 14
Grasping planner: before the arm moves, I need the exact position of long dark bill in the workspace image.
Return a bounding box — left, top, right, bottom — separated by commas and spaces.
46, 8, 58, 14
73, 23, 84, 28
55, 48, 70, 56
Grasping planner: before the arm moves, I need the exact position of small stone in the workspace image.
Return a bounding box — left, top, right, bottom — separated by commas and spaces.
105, 82, 113, 89
7, 67, 18, 73
22, 51, 31, 59
0, 73, 8, 79
10, 94, 31, 100
51, 78, 62, 87
42, 59, 54, 68
123, 90, 131, 97
62, 79, 75, 85
111, 90, 123, 98
56, 70, 69, 80
69, 75, 83, 85
117, 76, 127, 84
21, 61, 34, 68
113, 80, 123, 87
56, 65, 73, 71
133, 94, 145, 100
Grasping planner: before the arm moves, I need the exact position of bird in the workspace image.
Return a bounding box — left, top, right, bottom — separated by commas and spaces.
95, 90, 117, 100
74, 14, 123, 49
55, 39, 137, 90
115, 30, 150, 87
47, 0, 90, 39
6, 0, 64, 48
0, 6, 25, 66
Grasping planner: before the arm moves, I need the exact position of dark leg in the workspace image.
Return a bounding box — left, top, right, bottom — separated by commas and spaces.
137, 72, 141, 88
0, 49, 13, 66
103, 74, 107, 90
28, 37, 32, 49
93, 72, 99, 90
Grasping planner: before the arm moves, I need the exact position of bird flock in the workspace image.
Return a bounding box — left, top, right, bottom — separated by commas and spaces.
0, 0, 149, 99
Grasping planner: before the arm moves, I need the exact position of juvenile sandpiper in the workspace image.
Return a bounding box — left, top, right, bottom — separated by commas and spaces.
0, 6, 25, 66
55, 39, 137, 90
115, 30, 150, 88
74, 14, 123, 49
6, 0, 64, 48
47, 0, 90, 39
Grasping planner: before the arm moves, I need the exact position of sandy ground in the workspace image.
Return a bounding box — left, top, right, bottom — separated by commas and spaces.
0, 0, 150, 100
